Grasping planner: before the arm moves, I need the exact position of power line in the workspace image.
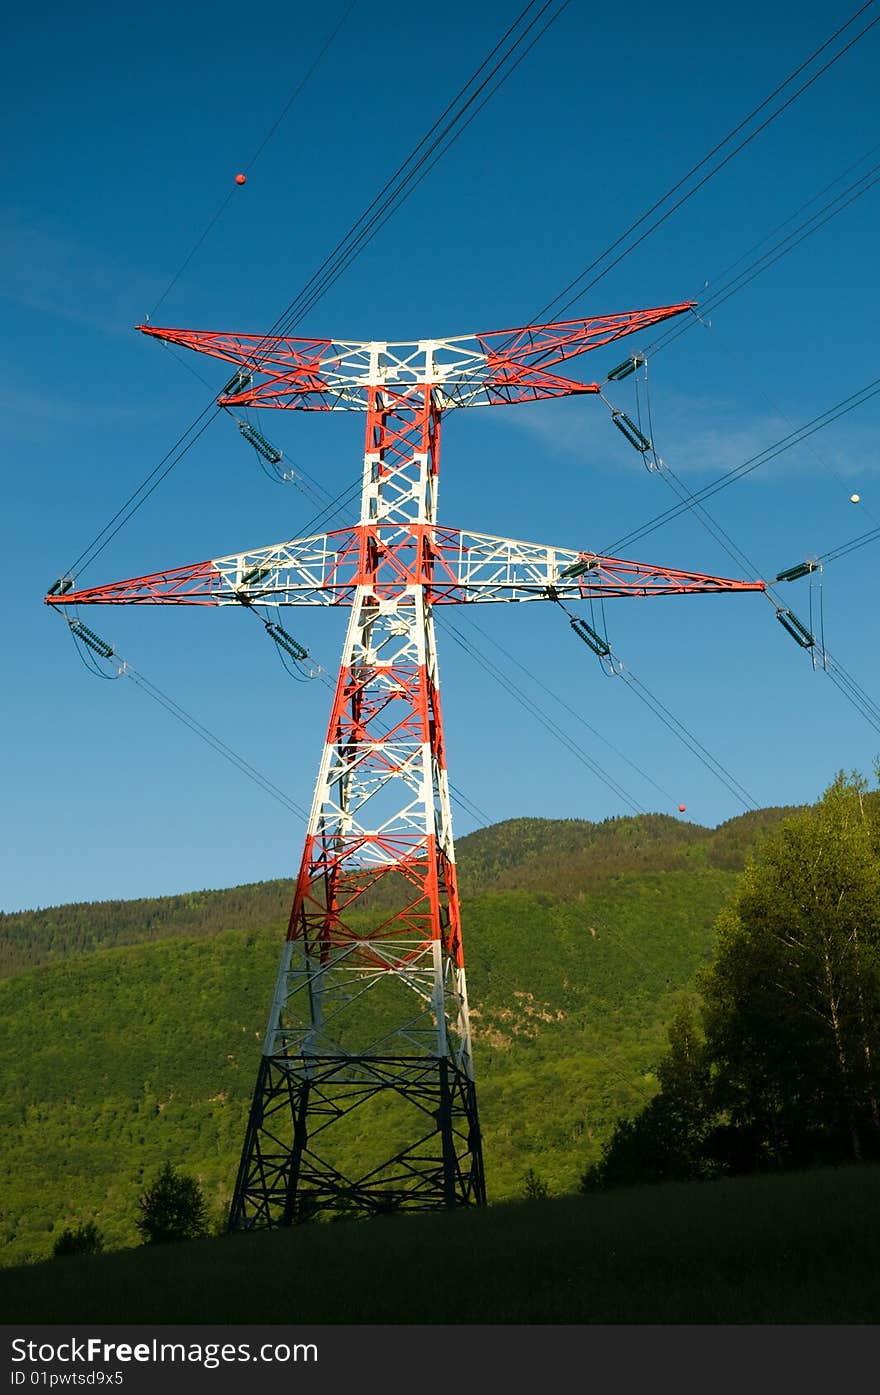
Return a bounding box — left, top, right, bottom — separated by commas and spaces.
602, 378, 880, 556
529, 0, 880, 325
587, 148, 880, 745
644, 156, 880, 357
620, 140, 880, 538
158, 340, 360, 513
546, 591, 758, 810
639, 322, 880, 549
225, 396, 756, 820
450, 607, 681, 808
596, 141, 880, 741
497, 5, 880, 772
147, 0, 359, 322
243, 600, 494, 829
60, 10, 878, 831
590, 134, 880, 589
58, 2, 565, 588
562, 126, 880, 596
605, 371, 880, 746
267, 0, 571, 338
822, 654, 880, 737
235, 433, 664, 817
600, 379, 880, 797
460, 571, 771, 814
200, 0, 565, 368
125, 668, 312, 820
64, 601, 495, 833
687, 138, 880, 300
214, 8, 880, 811
615, 668, 757, 811
63, 406, 221, 580
656, 488, 880, 749
148, 378, 658, 820
63, 615, 312, 820
817, 523, 880, 567
437, 612, 648, 816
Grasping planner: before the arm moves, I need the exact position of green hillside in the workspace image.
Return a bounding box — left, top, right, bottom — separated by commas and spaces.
0, 809, 798, 1268
0, 879, 296, 978
0, 809, 795, 977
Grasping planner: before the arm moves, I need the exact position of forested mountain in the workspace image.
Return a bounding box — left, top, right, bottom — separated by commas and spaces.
0, 803, 810, 1268
0, 807, 797, 977
0, 880, 296, 978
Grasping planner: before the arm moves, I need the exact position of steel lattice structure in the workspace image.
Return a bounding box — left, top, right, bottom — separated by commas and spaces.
47, 301, 765, 1226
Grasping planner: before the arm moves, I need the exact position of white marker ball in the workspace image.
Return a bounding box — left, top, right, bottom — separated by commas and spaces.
850, 493, 861, 503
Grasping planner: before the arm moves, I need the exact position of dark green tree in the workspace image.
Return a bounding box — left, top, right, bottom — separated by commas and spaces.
703, 774, 880, 1166
136, 1162, 208, 1245
52, 1221, 104, 1257
583, 776, 880, 1190
523, 1168, 549, 1200
581, 998, 714, 1190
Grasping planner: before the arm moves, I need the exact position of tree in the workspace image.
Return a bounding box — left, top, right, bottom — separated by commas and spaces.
702, 774, 880, 1167
580, 999, 714, 1191
523, 1168, 549, 1200
53, 1221, 104, 1257
581, 779, 880, 1190
136, 1162, 208, 1245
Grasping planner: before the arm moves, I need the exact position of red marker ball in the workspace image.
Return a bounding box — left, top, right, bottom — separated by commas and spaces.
678, 804, 687, 813
235, 173, 247, 186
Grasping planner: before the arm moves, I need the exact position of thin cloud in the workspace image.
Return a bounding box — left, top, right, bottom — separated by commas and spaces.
499, 387, 879, 483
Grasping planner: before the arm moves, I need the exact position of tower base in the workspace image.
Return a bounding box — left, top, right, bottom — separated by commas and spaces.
228, 1054, 486, 1229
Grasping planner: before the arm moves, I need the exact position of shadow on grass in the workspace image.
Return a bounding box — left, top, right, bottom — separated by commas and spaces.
3, 1164, 879, 1324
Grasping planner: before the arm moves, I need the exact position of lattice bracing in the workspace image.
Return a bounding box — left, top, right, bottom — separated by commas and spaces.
48, 529, 765, 608
136, 301, 694, 411
229, 1056, 482, 1226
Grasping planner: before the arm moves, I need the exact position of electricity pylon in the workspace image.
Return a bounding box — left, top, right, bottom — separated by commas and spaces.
48, 302, 764, 1225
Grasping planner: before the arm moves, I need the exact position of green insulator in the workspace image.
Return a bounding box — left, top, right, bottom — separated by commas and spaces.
70, 621, 114, 659
222, 369, 253, 397
59, 578, 74, 594
241, 565, 271, 585
48, 577, 74, 596
776, 609, 815, 648
266, 623, 308, 661
611, 411, 652, 453
607, 356, 645, 382
47, 579, 61, 596
559, 556, 599, 579
774, 561, 818, 583
238, 421, 283, 465
570, 617, 611, 657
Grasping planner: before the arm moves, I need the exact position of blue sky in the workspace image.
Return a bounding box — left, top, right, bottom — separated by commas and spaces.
2, 0, 879, 911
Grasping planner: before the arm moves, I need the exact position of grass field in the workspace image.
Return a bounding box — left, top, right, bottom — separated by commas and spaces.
4, 1164, 879, 1324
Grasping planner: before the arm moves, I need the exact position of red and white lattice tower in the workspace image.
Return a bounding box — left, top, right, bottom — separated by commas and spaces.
48, 302, 764, 1225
